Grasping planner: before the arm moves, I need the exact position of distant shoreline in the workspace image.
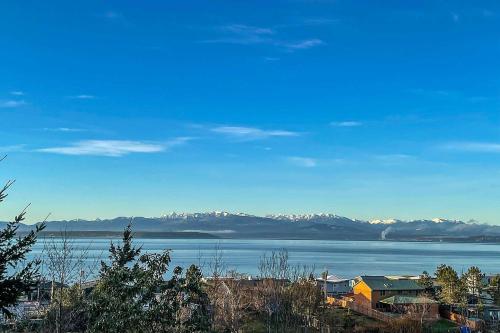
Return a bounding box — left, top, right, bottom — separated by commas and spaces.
21, 231, 500, 244
33, 231, 220, 239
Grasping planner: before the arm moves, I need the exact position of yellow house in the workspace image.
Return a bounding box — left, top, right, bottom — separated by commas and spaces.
353, 276, 425, 309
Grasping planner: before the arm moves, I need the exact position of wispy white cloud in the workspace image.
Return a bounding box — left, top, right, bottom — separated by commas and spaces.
212, 126, 299, 140
43, 127, 86, 133
287, 156, 317, 168
202, 24, 324, 51
282, 39, 324, 50
407, 88, 454, 97
221, 24, 275, 36
0, 100, 27, 108
442, 142, 500, 153
302, 18, 339, 26
330, 121, 363, 127
0, 144, 26, 153
408, 88, 496, 105
70, 94, 95, 100
37, 138, 191, 157
201, 24, 274, 45
9, 91, 24, 96
373, 154, 416, 165
374, 154, 414, 160
201, 36, 269, 45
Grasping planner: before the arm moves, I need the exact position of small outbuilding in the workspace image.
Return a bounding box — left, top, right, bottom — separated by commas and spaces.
316, 275, 352, 296
380, 295, 439, 320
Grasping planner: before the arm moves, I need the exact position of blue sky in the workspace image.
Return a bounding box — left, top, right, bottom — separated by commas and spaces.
1, 0, 500, 224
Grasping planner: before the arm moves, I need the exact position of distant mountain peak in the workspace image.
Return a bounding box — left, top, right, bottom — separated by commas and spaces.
265, 213, 347, 221
160, 211, 253, 220
369, 219, 398, 225
4, 211, 498, 241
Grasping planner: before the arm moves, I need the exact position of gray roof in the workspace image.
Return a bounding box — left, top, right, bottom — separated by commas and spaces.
358, 276, 425, 291
380, 295, 438, 305
316, 275, 350, 283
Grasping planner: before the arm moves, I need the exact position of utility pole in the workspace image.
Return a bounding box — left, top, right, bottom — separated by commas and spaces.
323, 268, 328, 301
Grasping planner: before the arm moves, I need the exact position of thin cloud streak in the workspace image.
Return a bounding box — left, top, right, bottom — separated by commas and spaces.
201, 24, 324, 51
0, 144, 26, 153
0, 100, 27, 108
282, 39, 324, 50
42, 127, 87, 132
70, 94, 95, 100
201, 24, 274, 45
442, 142, 500, 153
331, 121, 363, 127
287, 156, 317, 168
302, 18, 339, 25
212, 126, 299, 140
221, 24, 275, 35
10, 91, 24, 96
37, 138, 191, 157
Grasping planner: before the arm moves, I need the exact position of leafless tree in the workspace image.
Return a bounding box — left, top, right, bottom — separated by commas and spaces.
42, 229, 95, 333
208, 242, 226, 279
256, 249, 318, 332
205, 242, 230, 331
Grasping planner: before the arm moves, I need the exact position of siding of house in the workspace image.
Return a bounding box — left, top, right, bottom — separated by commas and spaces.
353, 281, 374, 306
321, 280, 351, 295
353, 281, 421, 309
333, 280, 352, 294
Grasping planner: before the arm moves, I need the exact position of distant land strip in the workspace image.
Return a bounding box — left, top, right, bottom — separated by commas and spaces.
3, 212, 500, 242
28, 231, 220, 239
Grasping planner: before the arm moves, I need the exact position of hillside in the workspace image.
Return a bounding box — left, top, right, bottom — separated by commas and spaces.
2, 212, 500, 241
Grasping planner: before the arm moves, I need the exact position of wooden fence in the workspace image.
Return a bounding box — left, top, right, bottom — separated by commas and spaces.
440, 309, 484, 331
340, 299, 397, 323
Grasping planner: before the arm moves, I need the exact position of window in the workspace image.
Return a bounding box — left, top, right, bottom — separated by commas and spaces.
380, 290, 386, 296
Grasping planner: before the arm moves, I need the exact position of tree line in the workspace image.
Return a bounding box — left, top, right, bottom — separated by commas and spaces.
0, 175, 358, 332
2, 167, 500, 333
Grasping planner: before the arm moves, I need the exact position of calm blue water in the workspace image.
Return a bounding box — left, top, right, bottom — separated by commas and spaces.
30, 238, 500, 279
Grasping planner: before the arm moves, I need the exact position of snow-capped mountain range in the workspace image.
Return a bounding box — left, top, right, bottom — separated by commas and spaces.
3, 211, 499, 241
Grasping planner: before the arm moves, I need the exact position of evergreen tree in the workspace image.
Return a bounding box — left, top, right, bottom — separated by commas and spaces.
462, 266, 484, 296
0, 178, 45, 317
435, 264, 464, 304
489, 275, 500, 306
87, 224, 210, 333
178, 265, 211, 332
418, 270, 434, 295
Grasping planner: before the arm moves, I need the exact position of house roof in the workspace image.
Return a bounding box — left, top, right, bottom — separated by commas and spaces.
380, 295, 438, 305
358, 276, 425, 291
316, 275, 350, 283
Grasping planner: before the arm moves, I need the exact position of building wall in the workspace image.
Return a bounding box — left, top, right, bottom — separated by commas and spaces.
317, 280, 352, 295
353, 281, 421, 309
427, 303, 440, 320
332, 280, 352, 294
353, 281, 374, 306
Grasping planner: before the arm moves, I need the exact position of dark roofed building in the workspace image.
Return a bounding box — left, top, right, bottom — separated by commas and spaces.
379, 295, 440, 320
353, 276, 425, 309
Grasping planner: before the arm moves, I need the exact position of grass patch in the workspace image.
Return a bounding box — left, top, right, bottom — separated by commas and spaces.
428, 319, 459, 332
